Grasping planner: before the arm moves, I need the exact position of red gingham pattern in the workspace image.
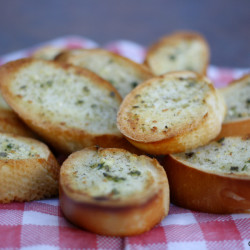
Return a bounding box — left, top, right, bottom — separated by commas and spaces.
0, 36, 249, 250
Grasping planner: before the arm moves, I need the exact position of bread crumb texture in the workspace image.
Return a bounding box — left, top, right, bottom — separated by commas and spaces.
118, 73, 212, 142
62, 149, 159, 200
175, 137, 250, 175
147, 35, 207, 75
10, 61, 120, 134
58, 49, 152, 98
223, 76, 250, 122
0, 134, 44, 159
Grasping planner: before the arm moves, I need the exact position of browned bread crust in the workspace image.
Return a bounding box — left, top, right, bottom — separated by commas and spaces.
163, 136, 250, 213
55, 48, 153, 98
145, 31, 210, 75
117, 71, 226, 154
60, 147, 169, 236
0, 132, 59, 203
218, 74, 250, 138
0, 58, 139, 154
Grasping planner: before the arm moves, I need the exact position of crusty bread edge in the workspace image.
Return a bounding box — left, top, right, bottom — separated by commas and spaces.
59, 147, 169, 236
163, 152, 250, 214
144, 31, 210, 75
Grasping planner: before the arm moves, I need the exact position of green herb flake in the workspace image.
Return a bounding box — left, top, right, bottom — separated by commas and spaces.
186, 82, 196, 88
242, 165, 248, 171
0, 152, 7, 157
46, 80, 53, 87
111, 188, 119, 195
6, 143, 14, 150
131, 82, 138, 88
169, 54, 176, 61
20, 85, 26, 90
97, 163, 104, 170
230, 166, 239, 172
128, 170, 141, 176
91, 104, 97, 108
83, 86, 90, 93
103, 173, 126, 182
246, 98, 250, 105
185, 152, 195, 158
75, 100, 84, 105
217, 137, 225, 144
246, 159, 250, 163
109, 91, 115, 98
132, 105, 139, 109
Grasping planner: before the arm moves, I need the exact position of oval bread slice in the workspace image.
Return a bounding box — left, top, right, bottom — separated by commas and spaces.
117, 71, 226, 154
218, 74, 250, 137
60, 147, 169, 236
56, 48, 153, 98
0, 132, 59, 203
145, 31, 210, 75
163, 136, 250, 214
0, 58, 130, 154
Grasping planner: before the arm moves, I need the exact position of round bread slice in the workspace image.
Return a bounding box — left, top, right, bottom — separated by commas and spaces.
218, 74, 250, 138
0, 58, 133, 154
0, 132, 59, 203
59, 147, 169, 236
145, 31, 210, 75
117, 71, 226, 155
163, 136, 250, 214
55, 48, 153, 98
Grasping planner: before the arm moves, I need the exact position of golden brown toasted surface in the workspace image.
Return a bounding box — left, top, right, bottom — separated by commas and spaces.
221, 74, 250, 122
0, 58, 125, 153
0, 132, 59, 203
56, 48, 153, 98
32, 46, 65, 60
164, 136, 250, 213
145, 31, 210, 75
60, 147, 169, 236
117, 71, 225, 154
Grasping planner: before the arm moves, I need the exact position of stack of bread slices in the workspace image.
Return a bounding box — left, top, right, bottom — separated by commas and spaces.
0, 31, 249, 236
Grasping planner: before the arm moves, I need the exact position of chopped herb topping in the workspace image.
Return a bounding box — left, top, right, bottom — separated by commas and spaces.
109, 91, 115, 97
83, 86, 90, 92
46, 80, 53, 87
230, 166, 239, 171
169, 55, 176, 61
6, 143, 14, 150
75, 100, 84, 105
246, 98, 250, 105
242, 165, 248, 171
97, 163, 104, 170
128, 170, 141, 176
0, 152, 7, 157
20, 85, 26, 89
185, 152, 195, 158
165, 125, 168, 129
111, 188, 119, 195
246, 160, 250, 163
217, 137, 225, 144
131, 82, 138, 88
186, 81, 196, 88
91, 104, 97, 108
135, 94, 141, 98
132, 105, 139, 109
103, 173, 126, 182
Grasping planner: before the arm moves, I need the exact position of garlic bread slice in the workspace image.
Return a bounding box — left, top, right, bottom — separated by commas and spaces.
145, 31, 209, 75
56, 48, 153, 98
60, 147, 169, 236
117, 71, 226, 154
0, 132, 59, 203
0, 58, 126, 153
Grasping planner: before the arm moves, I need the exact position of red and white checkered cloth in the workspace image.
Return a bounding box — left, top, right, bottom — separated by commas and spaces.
0, 36, 249, 250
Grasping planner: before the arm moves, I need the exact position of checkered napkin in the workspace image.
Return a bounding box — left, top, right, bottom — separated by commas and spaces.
0, 36, 249, 250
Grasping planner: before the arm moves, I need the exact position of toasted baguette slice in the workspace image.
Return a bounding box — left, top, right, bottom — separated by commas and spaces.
218, 74, 250, 138
32, 46, 65, 60
0, 93, 35, 137
117, 71, 226, 155
164, 136, 250, 214
0, 132, 59, 203
145, 31, 210, 75
56, 48, 153, 98
60, 147, 169, 236
0, 58, 129, 154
